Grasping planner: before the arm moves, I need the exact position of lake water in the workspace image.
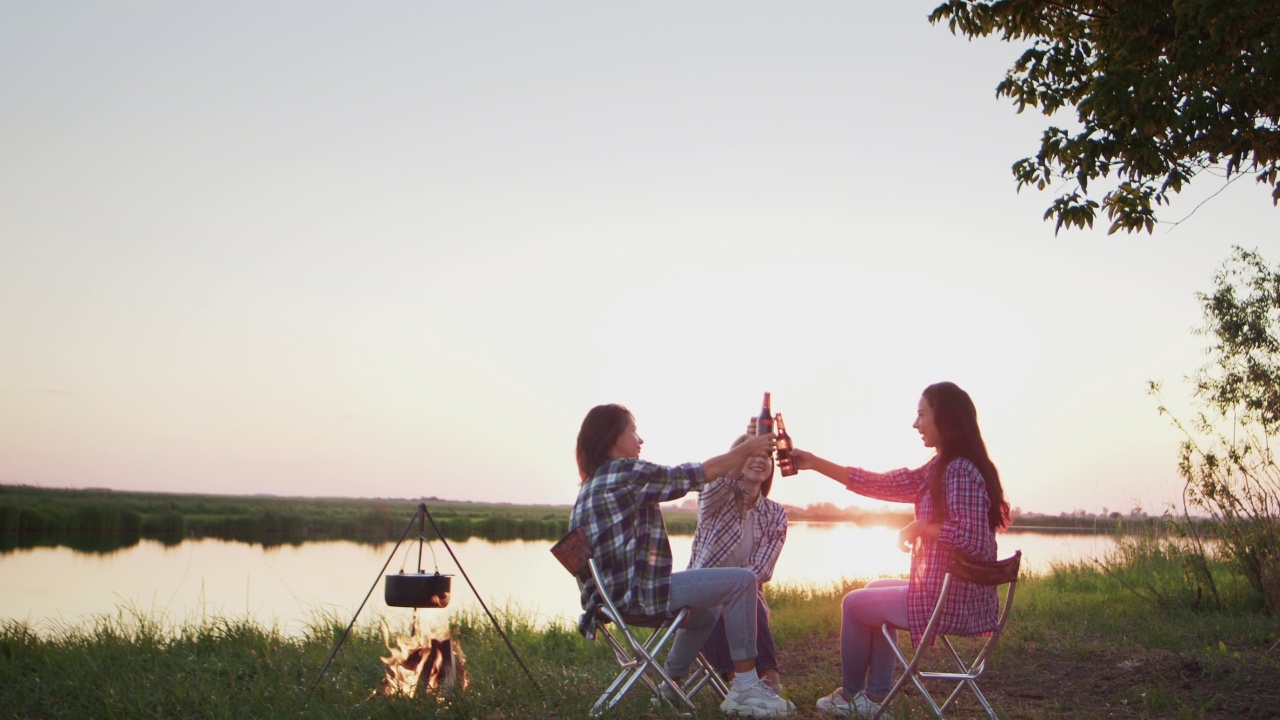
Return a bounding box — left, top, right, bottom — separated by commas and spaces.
0, 523, 1114, 638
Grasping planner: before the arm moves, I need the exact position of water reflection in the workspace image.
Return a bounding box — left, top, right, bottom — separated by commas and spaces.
0, 523, 1114, 637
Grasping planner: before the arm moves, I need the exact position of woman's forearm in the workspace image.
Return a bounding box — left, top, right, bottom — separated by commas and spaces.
703, 433, 774, 479
791, 449, 848, 484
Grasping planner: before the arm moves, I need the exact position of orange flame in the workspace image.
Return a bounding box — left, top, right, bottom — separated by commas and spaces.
377, 612, 468, 697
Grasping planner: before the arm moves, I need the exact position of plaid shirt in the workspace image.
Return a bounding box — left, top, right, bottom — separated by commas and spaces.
569, 458, 707, 633
688, 476, 788, 593
844, 457, 999, 646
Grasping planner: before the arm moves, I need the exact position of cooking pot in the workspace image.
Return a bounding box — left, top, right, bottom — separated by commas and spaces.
385, 571, 452, 608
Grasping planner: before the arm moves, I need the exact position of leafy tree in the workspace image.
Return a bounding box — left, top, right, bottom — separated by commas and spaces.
1151, 246, 1280, 618
930, 0, 1280, 234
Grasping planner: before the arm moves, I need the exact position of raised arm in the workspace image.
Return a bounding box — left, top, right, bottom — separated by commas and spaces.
789, 448, 846, 482
792, 447, 929, 504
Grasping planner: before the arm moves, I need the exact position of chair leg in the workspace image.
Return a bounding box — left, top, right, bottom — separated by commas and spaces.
683, 652, 728, 701
590, 653, 642, 715
935, 637, 997, 718
592, 627, 662, 715
636, 624, 697, 710
874, 625, 928, 720
590, 623, 701, 716
595, 656, 685, 716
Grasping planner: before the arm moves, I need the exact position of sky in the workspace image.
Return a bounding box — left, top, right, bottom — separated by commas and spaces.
1, 1, 1274, 517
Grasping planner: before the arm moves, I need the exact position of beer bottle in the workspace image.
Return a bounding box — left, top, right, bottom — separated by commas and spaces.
756, 392, 773, 437
775, 412, 797, 476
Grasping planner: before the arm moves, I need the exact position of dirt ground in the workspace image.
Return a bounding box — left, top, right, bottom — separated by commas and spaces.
776, 634, 1280, 719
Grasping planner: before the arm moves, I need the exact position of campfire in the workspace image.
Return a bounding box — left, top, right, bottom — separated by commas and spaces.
376, 612, 468, 697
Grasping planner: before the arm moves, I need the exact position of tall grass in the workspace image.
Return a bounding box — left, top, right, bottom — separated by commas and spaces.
3, 549, 1277, 720
1038, 533, 1274, 650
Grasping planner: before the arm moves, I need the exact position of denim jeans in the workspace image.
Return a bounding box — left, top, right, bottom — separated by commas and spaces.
662, 567, 757, 678
699, 591, 777, 675
841, 578, 909, 698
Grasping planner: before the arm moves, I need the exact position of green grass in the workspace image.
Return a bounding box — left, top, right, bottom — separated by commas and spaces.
4, 549, 1274, 720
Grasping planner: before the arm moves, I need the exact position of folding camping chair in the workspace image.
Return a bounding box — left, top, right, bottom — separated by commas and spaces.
873, 550, 1022, 720
551, 527, 728, 716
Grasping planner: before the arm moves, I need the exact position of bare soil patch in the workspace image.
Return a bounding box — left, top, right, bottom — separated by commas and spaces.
776, 633, 1280, 719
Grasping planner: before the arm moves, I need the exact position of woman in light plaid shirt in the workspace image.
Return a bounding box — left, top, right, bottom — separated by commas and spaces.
791, 382, 1012, 720
689, 427, 789, 694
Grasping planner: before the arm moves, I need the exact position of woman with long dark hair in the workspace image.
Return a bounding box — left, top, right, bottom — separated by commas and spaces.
571, 404, 796, 718
791, 382, 1010, 719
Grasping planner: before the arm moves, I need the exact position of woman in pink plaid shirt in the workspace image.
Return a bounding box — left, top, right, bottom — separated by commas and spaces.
791, 382, 1011, 720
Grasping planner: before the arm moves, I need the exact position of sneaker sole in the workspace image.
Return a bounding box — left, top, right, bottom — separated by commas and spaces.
815, 700, 852, 718
720, 702, 795, 718
817, 693, 890, 719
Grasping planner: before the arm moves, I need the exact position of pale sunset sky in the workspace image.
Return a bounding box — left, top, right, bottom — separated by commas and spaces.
2, 1, 1273, 517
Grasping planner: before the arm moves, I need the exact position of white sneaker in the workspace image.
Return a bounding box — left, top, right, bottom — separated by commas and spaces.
720, 677, 795, 718
816, 687, 892, 719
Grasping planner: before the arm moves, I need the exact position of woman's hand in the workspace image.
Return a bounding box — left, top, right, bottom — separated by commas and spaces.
739, 432, 775, 458
898, 519, 940, 553
790, 448, 815, 470
787, 449, 849, 484
705, 433, 775, 480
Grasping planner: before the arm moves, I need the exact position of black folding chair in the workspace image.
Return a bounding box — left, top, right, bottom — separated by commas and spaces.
873, 550, 1022, 720
552, 527, 728, 716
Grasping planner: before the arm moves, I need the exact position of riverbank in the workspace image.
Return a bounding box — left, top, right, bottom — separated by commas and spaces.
2, 552, 1276, 719
0, 484, 684, 550
0, 484, 1153, 553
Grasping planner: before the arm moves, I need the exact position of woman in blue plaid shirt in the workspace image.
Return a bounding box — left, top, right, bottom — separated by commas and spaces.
571, 403, 796, 718
792, 382, 1011, 719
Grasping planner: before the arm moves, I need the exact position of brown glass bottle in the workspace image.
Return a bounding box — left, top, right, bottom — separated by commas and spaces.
775, 412, 797, 476
756, 392, 773, 437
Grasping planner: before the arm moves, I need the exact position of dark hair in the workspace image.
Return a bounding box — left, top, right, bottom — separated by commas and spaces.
922, 382, 1011, 531
576, 404, 634, 481
731, 433, 775, 497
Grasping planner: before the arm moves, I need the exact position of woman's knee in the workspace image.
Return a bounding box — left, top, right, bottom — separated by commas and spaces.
844, 586, 906, 627
723, 568, 755, 597
842, 587, 866, 612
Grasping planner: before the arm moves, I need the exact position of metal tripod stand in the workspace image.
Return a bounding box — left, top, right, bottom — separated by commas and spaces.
310, 502, 540, 693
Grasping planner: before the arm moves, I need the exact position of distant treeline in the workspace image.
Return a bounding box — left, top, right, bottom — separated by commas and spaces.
0, 485, 701, 554
0, 484, 1167, 554
1004, 514, 1163, 534
775, 504, 1174, 535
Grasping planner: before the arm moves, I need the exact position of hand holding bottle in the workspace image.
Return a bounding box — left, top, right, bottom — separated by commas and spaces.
790, 448, 814, 471
737, 431, 776, 459
775, 413, 797, 476
706, 432, 776, 479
